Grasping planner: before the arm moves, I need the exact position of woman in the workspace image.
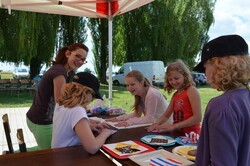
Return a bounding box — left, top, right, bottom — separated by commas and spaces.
106, 70, 173, 127
26, 43, 89, 150
194, 34, 250, 166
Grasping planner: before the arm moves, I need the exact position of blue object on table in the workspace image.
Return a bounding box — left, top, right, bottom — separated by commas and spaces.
140, 135, 176, 146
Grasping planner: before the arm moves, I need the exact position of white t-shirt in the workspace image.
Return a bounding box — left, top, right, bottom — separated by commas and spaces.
51, 104, 89, 148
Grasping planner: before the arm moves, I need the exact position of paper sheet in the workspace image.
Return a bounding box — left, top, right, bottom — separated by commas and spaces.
89, 117, 151, 130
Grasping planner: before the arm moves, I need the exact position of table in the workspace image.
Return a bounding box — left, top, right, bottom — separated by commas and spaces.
0, 126, 184, 166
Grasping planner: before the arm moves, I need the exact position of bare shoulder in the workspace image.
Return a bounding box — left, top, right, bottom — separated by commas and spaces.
187, 86, 200, 96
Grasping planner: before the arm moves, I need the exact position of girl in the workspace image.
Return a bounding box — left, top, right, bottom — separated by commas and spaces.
52, 72, 116, 154
146, 59, 202, 134
194, 35, 250, 166
27, 43, 89, 150
106, 70, 173, 127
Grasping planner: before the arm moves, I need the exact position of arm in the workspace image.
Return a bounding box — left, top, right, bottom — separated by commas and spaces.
105, 112, 137, 122
145, 98, 174, 132
53, 75, 66, 103
75, 118, 114, 154
159, 86, 202, 132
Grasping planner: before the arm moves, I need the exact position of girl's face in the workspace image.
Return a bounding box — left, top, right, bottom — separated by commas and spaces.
125, 77, 144, 96
67, 48, 88, 71
204, 61, 215, 86
82, 92, 94, 107
167, 70, 185, 91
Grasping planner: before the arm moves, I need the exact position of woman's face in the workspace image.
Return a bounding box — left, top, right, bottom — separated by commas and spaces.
204, 61, 215, 86
67, 48, 88, 71
125, 77, 144, 96
167, 70, 185, 91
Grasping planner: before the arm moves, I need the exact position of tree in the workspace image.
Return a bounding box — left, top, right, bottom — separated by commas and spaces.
88, 18, 109, 84
0, 9, 88, 79
0, 10, 60, 78
113, 0, 215, 67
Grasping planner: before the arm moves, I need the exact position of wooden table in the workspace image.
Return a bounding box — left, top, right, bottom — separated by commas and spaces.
0, 126, 184, 166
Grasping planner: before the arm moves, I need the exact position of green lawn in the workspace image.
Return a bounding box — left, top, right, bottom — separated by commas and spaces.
0, 85, 221, 116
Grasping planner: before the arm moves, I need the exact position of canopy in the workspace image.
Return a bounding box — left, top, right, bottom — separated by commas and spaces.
0, 0, 154, 107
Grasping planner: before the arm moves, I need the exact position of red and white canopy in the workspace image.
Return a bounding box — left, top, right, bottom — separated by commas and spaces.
0, 0, 153, 18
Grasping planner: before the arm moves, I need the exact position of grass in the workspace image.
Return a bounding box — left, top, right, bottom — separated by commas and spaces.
0, 85, 222, 116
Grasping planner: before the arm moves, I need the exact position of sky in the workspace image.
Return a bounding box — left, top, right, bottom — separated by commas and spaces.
1, 0, 250, 72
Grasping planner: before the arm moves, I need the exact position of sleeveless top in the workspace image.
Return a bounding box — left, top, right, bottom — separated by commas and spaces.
172, 87, 200, 134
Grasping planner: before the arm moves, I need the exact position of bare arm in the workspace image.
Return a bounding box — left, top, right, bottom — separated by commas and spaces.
159, 86, 202, 131
145, 98, 174, 131
53, 75, 66, 103
75, 118, 114, 154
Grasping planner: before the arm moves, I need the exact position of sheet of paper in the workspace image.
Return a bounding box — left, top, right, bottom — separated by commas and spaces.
89, 117, 151, 129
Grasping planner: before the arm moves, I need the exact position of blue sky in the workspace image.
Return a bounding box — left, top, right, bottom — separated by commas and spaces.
208, 0, 250, 45
1, 0, 250, 72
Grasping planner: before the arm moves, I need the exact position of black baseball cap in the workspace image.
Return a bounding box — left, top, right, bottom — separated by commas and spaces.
72, 72, 102, 100
193, 34, 249, 72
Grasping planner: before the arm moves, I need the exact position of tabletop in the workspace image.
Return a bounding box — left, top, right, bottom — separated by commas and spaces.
0, 125, 184, 166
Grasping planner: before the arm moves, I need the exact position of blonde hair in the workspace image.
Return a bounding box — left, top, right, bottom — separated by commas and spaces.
125, 70, 151, 116
165, 59, 195, 94
207, 55, 250, 91
58, 82, 94, 108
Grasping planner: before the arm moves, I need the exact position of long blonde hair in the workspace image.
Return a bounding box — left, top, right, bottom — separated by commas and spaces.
58, 82, 94, 108
207, 55, 250, 91
165, 59, 195, 94
125, 70, 151, 116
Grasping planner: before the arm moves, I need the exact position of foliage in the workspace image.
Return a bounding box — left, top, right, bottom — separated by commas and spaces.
0, 9, 88, 79
88, 18, 109, 83
113, 0, 216, 67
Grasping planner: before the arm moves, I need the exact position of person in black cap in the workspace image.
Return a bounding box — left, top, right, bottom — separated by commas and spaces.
194, 34, 250, 166
52, 72, 116, 154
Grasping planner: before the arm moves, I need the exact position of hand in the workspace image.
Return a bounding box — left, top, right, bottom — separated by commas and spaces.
145, 123, 160, 132
90, 123, 106, 133
114, 121, 129, 127
157, 124, 176, 133
101, 128, 117, 137
105, 117, 118, 122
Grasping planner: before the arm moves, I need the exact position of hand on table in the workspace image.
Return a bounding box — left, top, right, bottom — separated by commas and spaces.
90, 122, 109, 133
114, 121, 129, 127
105, 117, 118, 122
145, 123, 160, 132
154, 124, 176, 133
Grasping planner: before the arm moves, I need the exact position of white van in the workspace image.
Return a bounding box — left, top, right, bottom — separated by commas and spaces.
112, 61, 165, 86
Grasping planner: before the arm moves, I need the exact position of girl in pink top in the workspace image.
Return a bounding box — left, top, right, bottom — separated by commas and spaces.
146, 59, 202, 134
106, 70, 173, 127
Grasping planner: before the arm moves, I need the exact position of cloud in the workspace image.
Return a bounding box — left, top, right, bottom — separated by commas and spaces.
208, 0, 250, 46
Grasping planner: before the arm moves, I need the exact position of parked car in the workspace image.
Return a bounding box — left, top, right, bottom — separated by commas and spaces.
191, 72, 200, 86
197, 72, 207, 85
13, 68, 30, 79
192, 72, 207, 86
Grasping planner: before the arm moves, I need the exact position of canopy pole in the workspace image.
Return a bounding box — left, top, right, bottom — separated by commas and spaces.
108, 2, 113, 108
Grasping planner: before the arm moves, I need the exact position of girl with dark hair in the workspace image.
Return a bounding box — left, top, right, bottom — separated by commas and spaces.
26, 43, 89, 150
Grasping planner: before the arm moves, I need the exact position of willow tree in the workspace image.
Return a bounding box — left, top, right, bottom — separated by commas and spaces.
113, 0, 215, 67
88, 18, 109, 84
0, 9, 88, 79
0, 9, 60, 78
58, 16, 88, 47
